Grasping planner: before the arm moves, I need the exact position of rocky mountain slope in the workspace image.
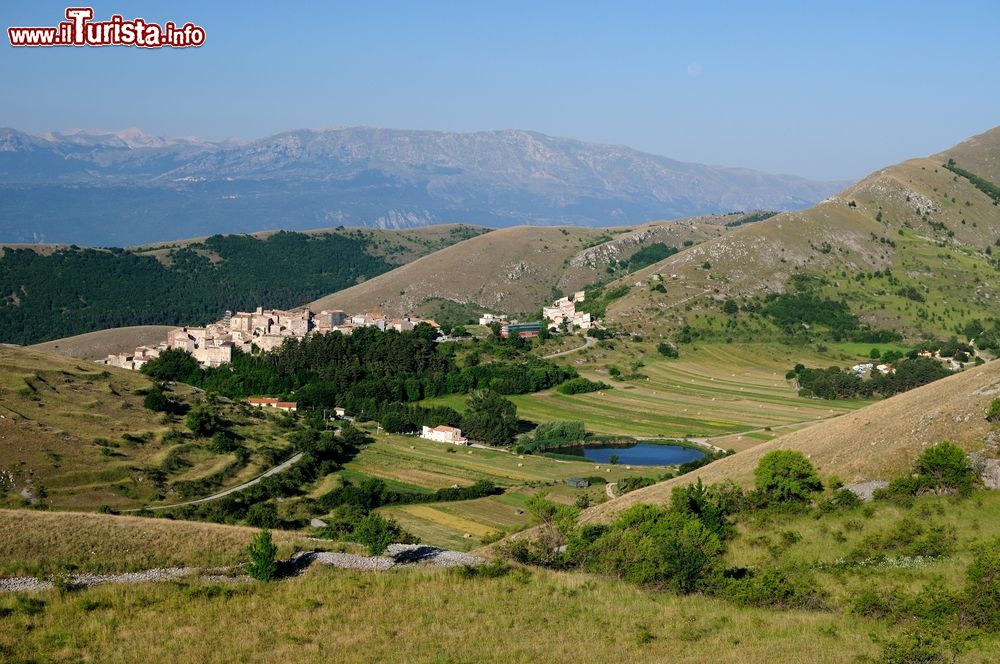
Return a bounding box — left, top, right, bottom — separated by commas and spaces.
309, 212, 762, 317
603, 125, 1000, 340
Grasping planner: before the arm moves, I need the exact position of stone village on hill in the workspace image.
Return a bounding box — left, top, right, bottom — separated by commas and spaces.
103, 291, 598, 372
102, 307, 443, 371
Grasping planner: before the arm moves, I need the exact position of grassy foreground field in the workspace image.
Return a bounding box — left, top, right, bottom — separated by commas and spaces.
0, 564, 893, 664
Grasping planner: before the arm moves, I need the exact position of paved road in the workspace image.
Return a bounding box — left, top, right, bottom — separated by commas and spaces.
542, 335, 597, 359
123, 452, 304, 513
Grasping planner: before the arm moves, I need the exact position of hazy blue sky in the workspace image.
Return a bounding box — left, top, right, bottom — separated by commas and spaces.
3, 1, 999, 180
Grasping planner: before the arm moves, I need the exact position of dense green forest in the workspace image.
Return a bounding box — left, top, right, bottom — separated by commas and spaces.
142, 324, 575, 424
789, 356, 952, 400
0, 226, 481, 344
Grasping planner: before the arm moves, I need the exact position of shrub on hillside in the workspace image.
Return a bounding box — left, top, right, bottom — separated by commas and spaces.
753, 450, 823, 505
185, 406, 225, 438
913, 442, 977, 496
142, 387, 188, 415
353, 513, 408, 555
716, 568, 827, 610
247, 529, 278, 581
669, 479, 733, 541
816, 487, 863, 514
245, 502, 278, 529
656, 342, 679, 358
987, 397, 1000, 423
846, 518, 956, 563
962, 536, 1000, 629
885, 442, 978, 498
583, 505, 724, 593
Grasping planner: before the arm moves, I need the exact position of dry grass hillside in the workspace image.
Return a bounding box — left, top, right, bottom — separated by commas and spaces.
29, 325, 176, 360
310, 213, 761, 317
0, 346, 182, 509
606, 125, 1000, 338
939, 124, 1000, 183
0, 509, 311, 576
582, 359, 1000, 523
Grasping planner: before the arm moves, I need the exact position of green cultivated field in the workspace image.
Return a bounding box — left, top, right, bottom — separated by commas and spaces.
344, 432, 662, 548
427, 342, 874, 446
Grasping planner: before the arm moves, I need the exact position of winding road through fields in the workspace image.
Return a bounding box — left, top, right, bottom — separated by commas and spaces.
123, 452, 304, 513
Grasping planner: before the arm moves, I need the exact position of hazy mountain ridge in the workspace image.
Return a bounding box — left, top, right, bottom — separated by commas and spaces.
0, 126, 844, 245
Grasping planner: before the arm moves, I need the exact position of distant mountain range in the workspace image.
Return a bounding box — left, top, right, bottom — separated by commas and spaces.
0, 126, 845, 246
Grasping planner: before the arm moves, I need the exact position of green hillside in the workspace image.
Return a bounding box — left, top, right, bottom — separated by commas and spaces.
0, 225, 483, 345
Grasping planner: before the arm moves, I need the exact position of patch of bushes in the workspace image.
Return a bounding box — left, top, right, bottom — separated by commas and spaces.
583, 505, 724, 592
556, 378, 611, 395
752, 450, 823, 505
142, 387, 189, 415
656, 342, 679, 358
881, 442, 978, 498
846, 518, 956, 563
716, 568, 827, 610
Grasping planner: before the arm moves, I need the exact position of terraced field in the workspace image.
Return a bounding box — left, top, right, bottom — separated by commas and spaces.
428, 342, 875, 448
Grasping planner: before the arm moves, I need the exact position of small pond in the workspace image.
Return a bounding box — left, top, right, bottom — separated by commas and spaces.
559, 443, 704, 467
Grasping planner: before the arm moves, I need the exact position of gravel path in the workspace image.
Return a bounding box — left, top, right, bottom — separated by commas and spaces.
542, 335, 596, 359
290, 544, 484, 573
1, 544, 485, 593
0, 567, 197, 593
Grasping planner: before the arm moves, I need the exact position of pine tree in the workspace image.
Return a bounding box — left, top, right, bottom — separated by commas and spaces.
247, 528, 278, 581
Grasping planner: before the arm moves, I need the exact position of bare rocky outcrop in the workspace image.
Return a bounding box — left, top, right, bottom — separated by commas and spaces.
845, 481, 889, 502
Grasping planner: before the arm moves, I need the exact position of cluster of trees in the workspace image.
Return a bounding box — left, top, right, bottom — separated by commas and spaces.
757, 289, 901, 343
161, 417, 374, 528
460, 389, 520, 446
517, 420, 588, 453
962, 318, 1000, 353
0, 231, 417, 345
318, 476, 501, 513
141, 326, 575, 431
789, 356, 951, 400
762, 292, 860, 338
622, 243, 679, 271
575, 284, 631, 318
945, 159, 1000, 205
